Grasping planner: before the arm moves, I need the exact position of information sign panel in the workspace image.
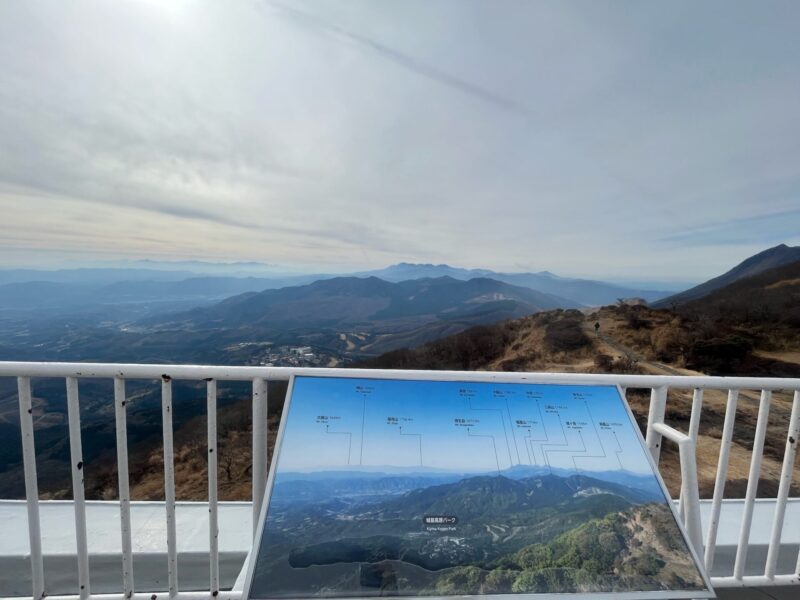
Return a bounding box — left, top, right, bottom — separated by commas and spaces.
243, 376, 713, 599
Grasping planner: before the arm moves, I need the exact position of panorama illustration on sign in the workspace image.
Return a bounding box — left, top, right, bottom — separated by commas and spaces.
246, 377, 711, 599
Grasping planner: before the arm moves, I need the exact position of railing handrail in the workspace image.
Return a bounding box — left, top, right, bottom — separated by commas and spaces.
1, 360, 800, 389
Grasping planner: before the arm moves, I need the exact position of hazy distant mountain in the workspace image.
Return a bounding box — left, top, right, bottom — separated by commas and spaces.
0, 267, 199, 285
490, 271, 670, 306
151, 276, 576, 331
655, 244, 800, 307
119, 258, 282, 274
357, 263, 494, 281
273, 467, 663, 508
372, 473, 660, 521
359, 263, 671, 306
0, 274, 336, 316
0, 276, 267, 314
0, 260, 301, 284
0, 262, 672, 310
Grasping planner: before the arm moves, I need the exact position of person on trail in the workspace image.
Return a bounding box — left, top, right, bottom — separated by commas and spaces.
594, 321, 600, 336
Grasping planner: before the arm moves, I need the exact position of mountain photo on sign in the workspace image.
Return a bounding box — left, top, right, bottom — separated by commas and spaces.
245, 377, 711, 599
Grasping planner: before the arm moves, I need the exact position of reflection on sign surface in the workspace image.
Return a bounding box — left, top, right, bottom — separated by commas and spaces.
245, 377, 712, 599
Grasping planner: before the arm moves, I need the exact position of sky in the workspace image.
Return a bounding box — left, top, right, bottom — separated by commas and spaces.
0, 1, 799, 281
277, 377, 656, 475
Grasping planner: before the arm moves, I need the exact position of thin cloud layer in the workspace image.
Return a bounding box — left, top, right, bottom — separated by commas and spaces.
0, 0, 798, 279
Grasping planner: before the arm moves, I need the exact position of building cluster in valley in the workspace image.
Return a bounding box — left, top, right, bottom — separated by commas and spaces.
224, 341, 342, 367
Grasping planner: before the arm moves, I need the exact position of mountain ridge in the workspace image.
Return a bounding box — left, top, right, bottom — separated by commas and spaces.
358, 264, 672, 306
0, 263, 675, 309
655, 243, 800, 307
147, 275, 577, 332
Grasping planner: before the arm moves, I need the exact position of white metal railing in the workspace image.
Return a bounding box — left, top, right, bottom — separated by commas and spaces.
1, 362, 799, 599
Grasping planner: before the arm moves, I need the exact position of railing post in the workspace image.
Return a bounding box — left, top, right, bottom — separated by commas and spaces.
734, 390, 772, 579
686, 388, 704, 445
207, 379, 219, 598
678, 434, 704, 557
66, 377, 90, 600
765, 390, 800, 579
161, 375, 178, 599
704, 388, 739, 572
679, 388, 704, 519
645, 386, 668, 463
252, 378, 269, 536
17, 376, 44, 600
651, 422, 703, 555
114, 377, 135, 598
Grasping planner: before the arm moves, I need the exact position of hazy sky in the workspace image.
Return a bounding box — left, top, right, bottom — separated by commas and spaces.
1, 1, 798, 281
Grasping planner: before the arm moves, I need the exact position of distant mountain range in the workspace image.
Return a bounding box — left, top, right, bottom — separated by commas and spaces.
273, 465, 664, 506
655, 243, 800, 307
156, 275, 573, 327
358, 263, 672, 306
1, 245, 796, 364
4, 245, 797, 319
0, 276, 575, 367
0, 261, 676, 314
140, 276, 574, 356
363, 250, 800, 380
0, 276, 283, 312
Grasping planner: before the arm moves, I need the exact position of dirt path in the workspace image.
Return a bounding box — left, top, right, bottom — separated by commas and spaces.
582, 322, 770, 404
581, 322, 692, 376
338, 332, 356, 351
580, 320, 798, 498
754, 349, 800, 366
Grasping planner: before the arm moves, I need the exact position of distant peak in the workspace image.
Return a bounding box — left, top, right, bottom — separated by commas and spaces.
392, 262, 453, 268
764, 243, 793, 253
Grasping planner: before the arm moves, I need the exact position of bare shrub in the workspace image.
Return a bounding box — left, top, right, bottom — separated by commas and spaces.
593, 353, 613, 372
543, 317, 589, 353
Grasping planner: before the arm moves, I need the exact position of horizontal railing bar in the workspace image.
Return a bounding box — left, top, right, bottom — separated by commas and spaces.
712, 573, 800, 587
1, 361, 800, 389
651, 421, 691, 443
13, 592, 244, 600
